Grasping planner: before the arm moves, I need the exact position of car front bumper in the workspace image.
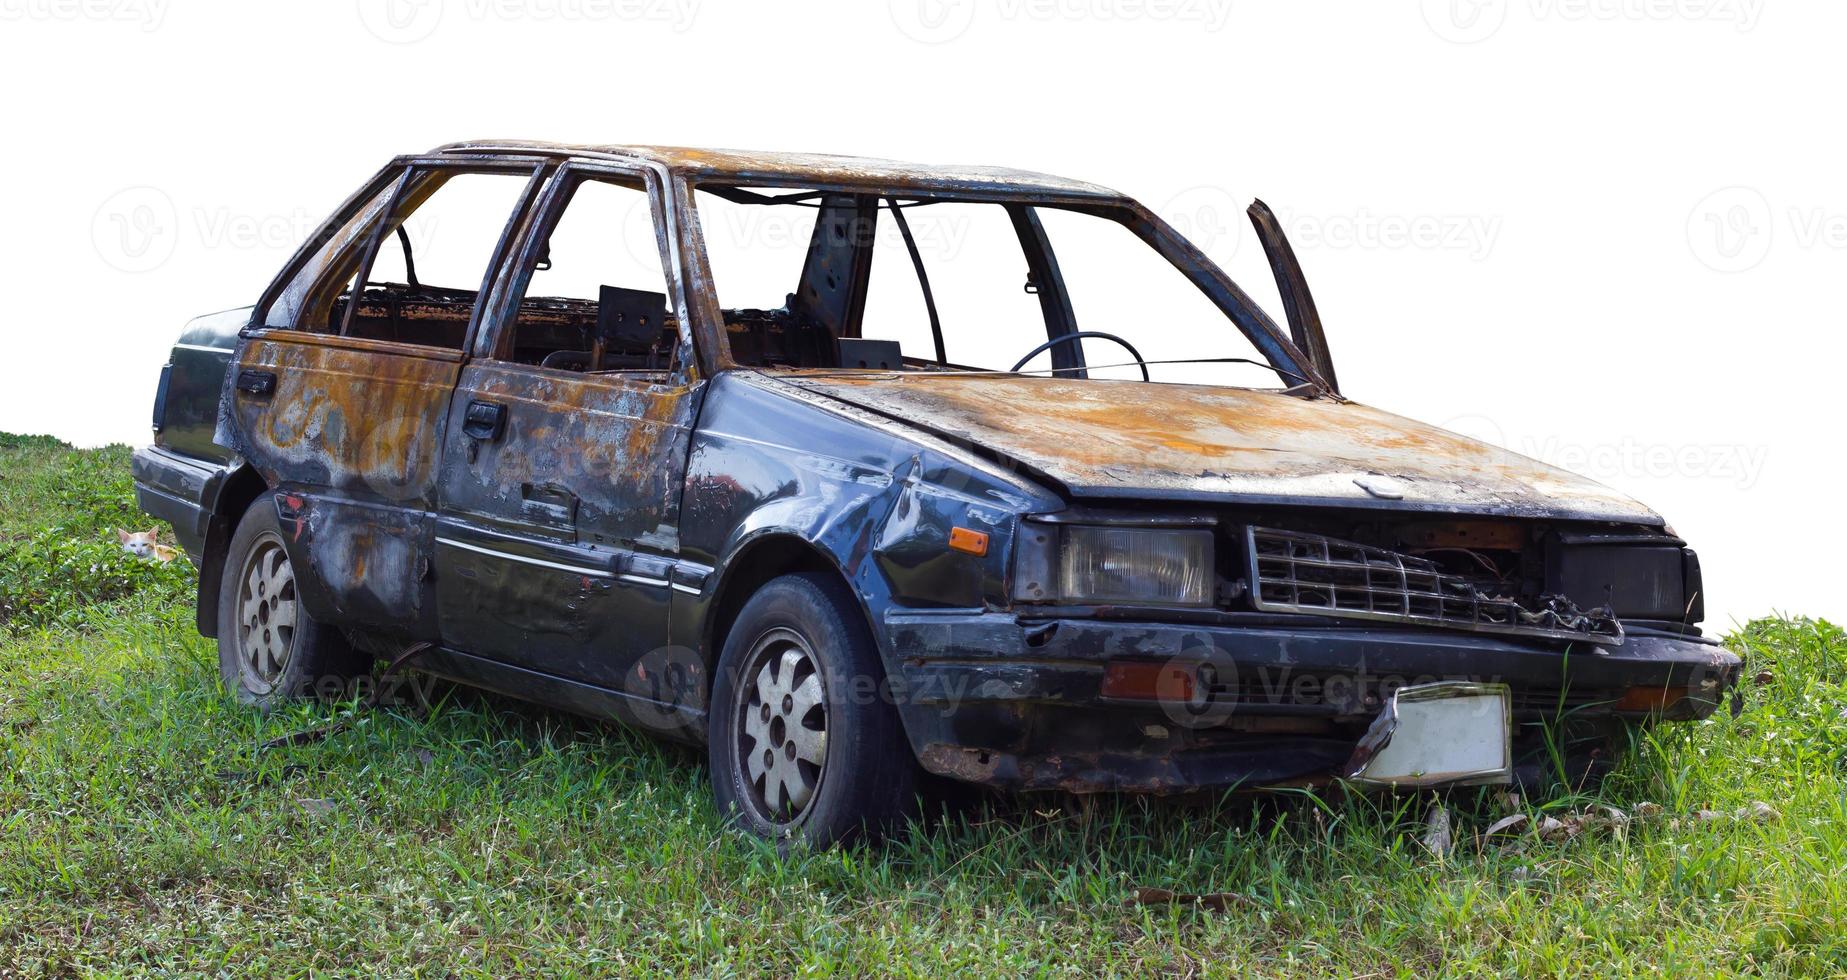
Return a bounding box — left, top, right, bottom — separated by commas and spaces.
883, 611, 1741, 793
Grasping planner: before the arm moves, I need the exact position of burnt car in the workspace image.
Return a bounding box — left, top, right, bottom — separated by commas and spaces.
134, 142, 1739, 846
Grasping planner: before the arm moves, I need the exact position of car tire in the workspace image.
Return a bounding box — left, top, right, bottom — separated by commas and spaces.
708, 572, 918, 849
216, 501, 367, 709
1511, 717, 1632, 797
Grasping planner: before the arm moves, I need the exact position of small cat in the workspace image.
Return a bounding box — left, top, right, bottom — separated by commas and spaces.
117, 528, 179, 563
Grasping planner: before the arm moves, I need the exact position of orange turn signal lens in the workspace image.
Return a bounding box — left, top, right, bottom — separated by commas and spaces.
948, 527, 989, 556
1614, 685, 1689, 713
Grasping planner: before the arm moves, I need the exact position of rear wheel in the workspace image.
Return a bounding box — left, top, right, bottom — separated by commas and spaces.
216, 502, 366, 709
708, 573, 917, 848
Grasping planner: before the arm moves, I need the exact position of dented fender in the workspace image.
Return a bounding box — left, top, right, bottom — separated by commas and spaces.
674, 370, 1059, 667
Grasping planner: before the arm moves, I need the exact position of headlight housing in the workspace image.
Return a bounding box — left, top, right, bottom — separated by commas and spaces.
1012, 522, 1215, 607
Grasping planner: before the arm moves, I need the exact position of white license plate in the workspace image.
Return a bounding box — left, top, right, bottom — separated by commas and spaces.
1347, 681, 1512, 788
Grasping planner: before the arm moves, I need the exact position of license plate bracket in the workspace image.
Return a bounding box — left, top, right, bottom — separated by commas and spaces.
1345, 681, 1512, 788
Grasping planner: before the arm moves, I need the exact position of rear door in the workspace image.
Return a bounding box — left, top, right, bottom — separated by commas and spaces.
224, 158, 549, 637
432, 162, 705, 697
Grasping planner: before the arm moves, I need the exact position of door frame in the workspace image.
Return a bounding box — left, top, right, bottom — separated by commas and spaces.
426, 158, 711, 725
219, 157, 556, 638
246, 154, 558, 345
473, 158, 701, 385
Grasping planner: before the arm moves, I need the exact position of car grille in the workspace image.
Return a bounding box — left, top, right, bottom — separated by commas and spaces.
1245, 527, 1623, 644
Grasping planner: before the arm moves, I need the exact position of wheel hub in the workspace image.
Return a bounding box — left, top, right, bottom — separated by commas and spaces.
236, 535, 298, 691
738, 629, 828, 820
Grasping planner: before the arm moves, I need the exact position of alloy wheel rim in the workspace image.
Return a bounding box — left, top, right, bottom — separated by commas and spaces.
736, 627, 829, 823
236, 533, 298, 693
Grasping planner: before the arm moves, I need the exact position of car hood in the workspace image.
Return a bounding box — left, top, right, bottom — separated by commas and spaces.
776, 373, 1660, 524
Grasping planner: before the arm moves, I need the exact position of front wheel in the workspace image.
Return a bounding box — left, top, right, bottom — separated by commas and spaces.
708, 573, 917, 848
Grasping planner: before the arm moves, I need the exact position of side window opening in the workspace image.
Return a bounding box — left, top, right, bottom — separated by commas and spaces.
690, 184, 1288, 388
338, 170, 533, 350
693, 189, 1051, 372
692, 186, 830, 370
1033, 206, 1276, 386
499, 175, 677, 376
262, 173, 400, 330
273, 168, 534, 351
862, 200, 1049, 372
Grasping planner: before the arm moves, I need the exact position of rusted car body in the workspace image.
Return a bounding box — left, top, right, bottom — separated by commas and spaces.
134, 142, 1738, 844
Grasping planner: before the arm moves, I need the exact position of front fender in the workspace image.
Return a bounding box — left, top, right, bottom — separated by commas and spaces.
678, 371, 1059, 660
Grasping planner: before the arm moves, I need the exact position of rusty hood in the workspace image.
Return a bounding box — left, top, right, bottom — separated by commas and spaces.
775, 373, 1660, 524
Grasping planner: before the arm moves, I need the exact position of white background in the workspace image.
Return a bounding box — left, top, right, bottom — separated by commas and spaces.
0, 0, 1837, 630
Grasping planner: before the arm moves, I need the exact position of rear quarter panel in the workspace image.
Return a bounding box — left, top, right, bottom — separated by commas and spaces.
154, 306, 249, 462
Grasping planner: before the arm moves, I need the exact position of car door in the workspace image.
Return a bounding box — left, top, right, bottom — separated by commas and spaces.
432, 162, 705, 702
223, 158, 549, 638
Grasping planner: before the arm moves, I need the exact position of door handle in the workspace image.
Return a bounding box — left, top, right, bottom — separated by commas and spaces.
520, 481, 578, 523
235, 369, 277, 397
462, 400, 507, 442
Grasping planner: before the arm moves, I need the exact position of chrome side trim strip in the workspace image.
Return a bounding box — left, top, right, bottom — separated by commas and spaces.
436, 536, 613, 579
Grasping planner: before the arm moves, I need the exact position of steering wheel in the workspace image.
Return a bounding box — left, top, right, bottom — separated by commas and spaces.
1008, 331, 1150, 382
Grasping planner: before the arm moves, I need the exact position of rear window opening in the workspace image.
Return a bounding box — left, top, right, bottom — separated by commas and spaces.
319, 170, 536, 351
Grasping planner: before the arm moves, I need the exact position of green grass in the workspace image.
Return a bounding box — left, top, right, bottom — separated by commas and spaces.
2, 436, 1843, 976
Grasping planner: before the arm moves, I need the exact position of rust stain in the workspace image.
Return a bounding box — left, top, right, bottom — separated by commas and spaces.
777, 372, 1659, 522
238, 337, 459, 505
441, 140, 1125, 202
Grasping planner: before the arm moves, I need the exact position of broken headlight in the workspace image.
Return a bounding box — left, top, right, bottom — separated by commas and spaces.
1012, 523, 1214, 606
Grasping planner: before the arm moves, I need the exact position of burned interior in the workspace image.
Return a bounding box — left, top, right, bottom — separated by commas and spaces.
133, 142, 1740, 847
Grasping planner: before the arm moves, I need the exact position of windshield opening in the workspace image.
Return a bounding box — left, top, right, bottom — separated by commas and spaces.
690, 185, 1299, 389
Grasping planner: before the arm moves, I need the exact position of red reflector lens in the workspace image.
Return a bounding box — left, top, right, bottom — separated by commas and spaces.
1101, 661, 1195, 703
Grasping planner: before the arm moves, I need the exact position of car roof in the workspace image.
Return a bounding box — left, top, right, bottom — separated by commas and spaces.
431, 140, 1128, 202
